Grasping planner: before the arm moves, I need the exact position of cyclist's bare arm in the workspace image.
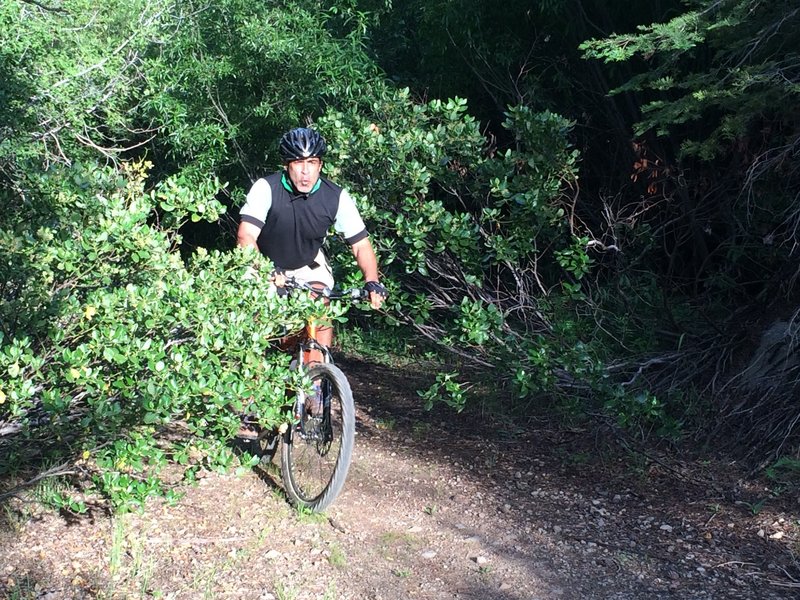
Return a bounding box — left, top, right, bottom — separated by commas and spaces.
237, 221, 287, 284
237, 221, 261, 250
350, 237, 384, 309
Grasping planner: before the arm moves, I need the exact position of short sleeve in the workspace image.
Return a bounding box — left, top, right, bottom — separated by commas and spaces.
239, 178, 272, 228
334, 189, 368, 244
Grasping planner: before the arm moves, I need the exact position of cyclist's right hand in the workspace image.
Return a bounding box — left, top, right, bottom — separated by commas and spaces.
271, 270, 287, 288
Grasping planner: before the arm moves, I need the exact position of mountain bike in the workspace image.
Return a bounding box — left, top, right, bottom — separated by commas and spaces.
240, 277, 366, 512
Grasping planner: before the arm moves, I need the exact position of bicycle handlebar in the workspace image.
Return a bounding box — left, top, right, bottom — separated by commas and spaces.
282, 276, 370, 301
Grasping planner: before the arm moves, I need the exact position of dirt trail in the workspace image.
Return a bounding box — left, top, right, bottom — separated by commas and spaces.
2, 356, 799, 599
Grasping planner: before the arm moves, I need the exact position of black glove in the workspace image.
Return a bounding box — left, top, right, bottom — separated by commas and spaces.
364, 280, 388, 299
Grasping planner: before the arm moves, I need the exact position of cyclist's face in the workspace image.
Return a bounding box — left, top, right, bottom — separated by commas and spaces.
286, 157, 322, 193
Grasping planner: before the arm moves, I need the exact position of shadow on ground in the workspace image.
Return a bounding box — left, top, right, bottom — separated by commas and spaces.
337, 355, 800, 600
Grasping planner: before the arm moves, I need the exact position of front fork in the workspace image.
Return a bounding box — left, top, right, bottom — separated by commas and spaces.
293, 340, 332, 432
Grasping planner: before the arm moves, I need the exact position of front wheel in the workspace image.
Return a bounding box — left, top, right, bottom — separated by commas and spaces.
281, 363, 355, 512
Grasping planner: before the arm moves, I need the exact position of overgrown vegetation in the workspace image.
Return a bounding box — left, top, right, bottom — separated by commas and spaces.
2, 0, 799, 510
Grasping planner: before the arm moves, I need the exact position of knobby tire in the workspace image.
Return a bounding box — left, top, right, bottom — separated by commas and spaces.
281, 363, 355, 512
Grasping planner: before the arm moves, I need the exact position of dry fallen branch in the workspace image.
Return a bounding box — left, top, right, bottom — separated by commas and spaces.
0, 461, 80, 502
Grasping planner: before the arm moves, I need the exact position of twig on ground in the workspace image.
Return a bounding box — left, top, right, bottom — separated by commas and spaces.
0, 462, 79, 502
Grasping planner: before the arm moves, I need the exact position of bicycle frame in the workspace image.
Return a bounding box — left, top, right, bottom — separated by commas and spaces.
296, 321, 333, 367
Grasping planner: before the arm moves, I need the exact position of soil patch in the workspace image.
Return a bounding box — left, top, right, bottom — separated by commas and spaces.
1, 356, 799, 599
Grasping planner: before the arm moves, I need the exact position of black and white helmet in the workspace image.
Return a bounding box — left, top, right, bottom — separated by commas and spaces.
279, 127, 327, 161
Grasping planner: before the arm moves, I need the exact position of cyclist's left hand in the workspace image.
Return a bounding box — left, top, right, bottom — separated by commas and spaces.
364, 281, 388, 310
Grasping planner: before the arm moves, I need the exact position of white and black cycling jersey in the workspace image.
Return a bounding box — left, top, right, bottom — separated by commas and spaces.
240, 171, 368, 270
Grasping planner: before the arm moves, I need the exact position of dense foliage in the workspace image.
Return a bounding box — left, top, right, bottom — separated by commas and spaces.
2, 0, 799, 510
578, 0, 800, 455
0, 157, 339, 509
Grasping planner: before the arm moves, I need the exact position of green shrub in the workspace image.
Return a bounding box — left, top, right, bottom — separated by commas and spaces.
0, 160, 336, 509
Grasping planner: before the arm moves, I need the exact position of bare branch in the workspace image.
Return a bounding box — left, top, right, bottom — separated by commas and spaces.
20, 0, 66, 13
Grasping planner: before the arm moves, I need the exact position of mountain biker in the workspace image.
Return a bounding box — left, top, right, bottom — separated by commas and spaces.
237, 126, 387, 358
